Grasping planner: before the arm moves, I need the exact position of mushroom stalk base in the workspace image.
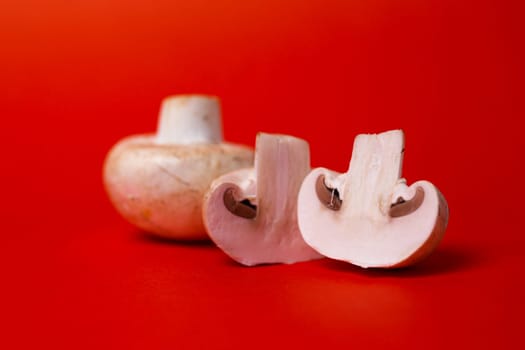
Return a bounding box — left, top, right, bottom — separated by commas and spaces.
344, 130, 404, 221
156, 95, 223, 145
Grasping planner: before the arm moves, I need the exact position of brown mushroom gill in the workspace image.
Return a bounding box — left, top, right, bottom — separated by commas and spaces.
315, 175, 342, 211
223, 188, 257, 219
389, 186, 425, 218
315, 173, 425, 218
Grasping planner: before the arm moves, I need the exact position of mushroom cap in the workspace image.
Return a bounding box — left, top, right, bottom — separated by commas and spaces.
203, 133, 323, 265
297, 130, 449, 268
103, 134, 254, 240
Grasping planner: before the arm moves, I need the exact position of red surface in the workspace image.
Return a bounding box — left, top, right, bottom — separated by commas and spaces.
1, 0, 524, 348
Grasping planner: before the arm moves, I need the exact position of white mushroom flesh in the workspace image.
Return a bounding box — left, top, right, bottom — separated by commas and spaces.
203, 133, 323, 265
297, 130, 449, 268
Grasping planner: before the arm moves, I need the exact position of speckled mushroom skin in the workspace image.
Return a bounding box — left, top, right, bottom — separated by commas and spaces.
104, 134, 253, 240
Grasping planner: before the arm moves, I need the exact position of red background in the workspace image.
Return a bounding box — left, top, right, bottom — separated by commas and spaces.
1, 0, 524, 348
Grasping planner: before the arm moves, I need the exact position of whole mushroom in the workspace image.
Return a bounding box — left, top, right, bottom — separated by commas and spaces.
297, 130, 449, 268
103, 95, 254, 240
203, 133, 323, 266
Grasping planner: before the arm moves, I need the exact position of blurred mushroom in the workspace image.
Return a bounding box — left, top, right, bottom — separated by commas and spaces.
103, 95, 254, 240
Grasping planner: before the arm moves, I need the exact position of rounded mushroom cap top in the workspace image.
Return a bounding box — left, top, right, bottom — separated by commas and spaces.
112, 134, 252, 162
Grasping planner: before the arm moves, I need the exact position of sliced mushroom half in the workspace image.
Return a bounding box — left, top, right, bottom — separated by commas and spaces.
203, 133, 323, 266
297, 130, 449, 268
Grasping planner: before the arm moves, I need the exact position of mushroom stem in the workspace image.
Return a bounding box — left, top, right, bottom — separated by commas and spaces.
343, 130, 404, 220
254, 133, 311, 221
156, 95, 223, 145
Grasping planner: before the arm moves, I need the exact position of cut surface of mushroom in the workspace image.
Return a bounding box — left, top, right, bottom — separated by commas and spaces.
297, 130, 449, 268
103, 95, 254, 240
203, 133, 323, 266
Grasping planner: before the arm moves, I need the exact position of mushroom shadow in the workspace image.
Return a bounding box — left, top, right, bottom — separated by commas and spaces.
133, 230, 215, 248
321, 244, 483, 277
